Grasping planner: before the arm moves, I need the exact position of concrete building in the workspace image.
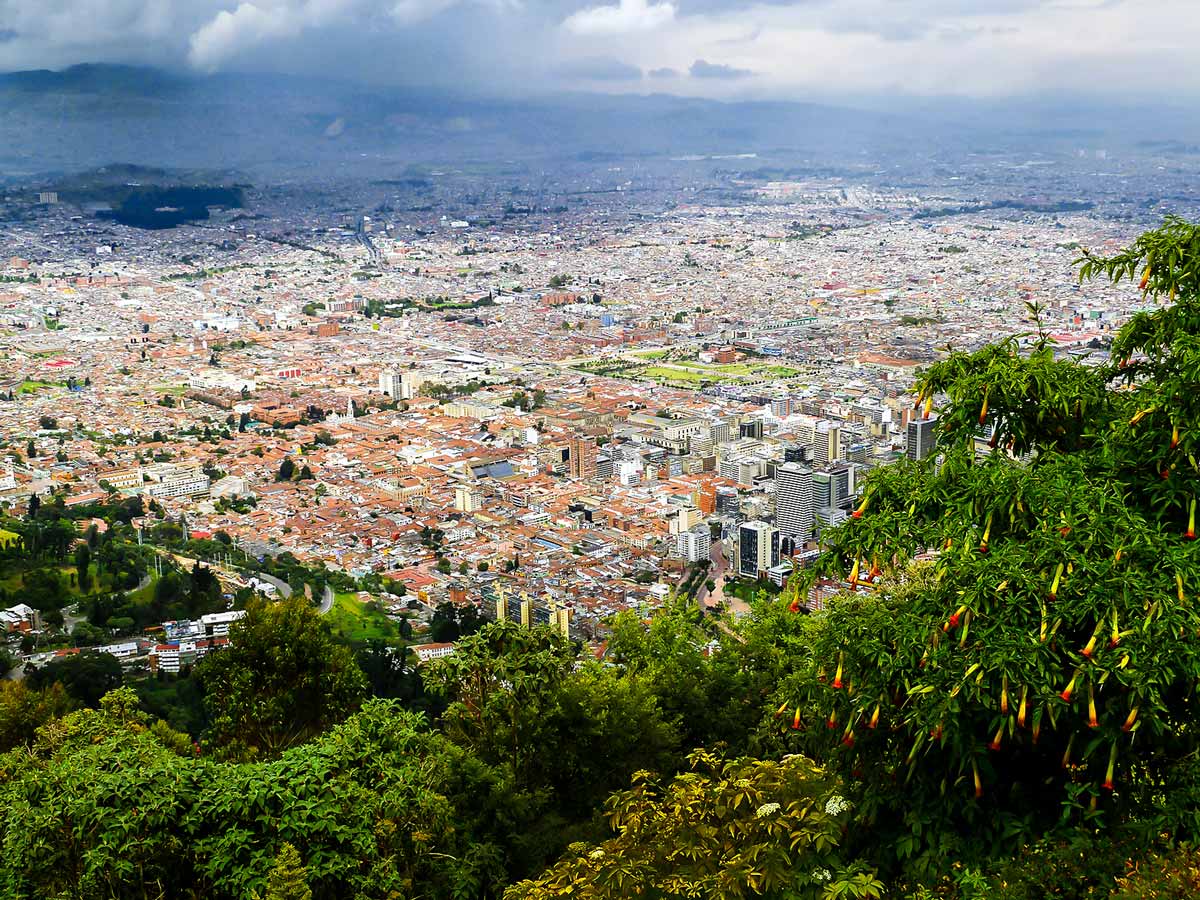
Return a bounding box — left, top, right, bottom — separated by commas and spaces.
775, 463, 814, 540
907, 416, 938, 461
738, 521, 778, 579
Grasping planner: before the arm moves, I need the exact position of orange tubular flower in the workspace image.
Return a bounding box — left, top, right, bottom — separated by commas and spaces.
792, 708, 802, 730
827, 710, 838, 729
974, 760, 983, 799
868, 704, 881, 729
1139, 266, 1151, 291
832, 652, 845, 690
848, 558, 860, 588
979, 513, 993, 554
1081, 631, 1099, 659
1088, 684, 1099, 729
1122, 706, 1139, 733
923, 394, 934, 420
1060, 670, 1079, 703
1172, 424, 1181, 450
1102, 742, 1118, 791
1048, 563, 1064, 602
989, 722, 1004, 751
1017, 686, 1028, 728
1000, 676, 1009, 715
947, 604, 968, 629
978, 387, 990, 426
1187, 498, 1196, 540
841, 723, 856, 747
775, 702, 788, 718
852, 493, 870, 519
1109, 607, 1121, 649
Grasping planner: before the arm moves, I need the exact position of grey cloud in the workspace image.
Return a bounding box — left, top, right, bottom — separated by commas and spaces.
554, 56, 643, 80
648, 66, 680, 78
689, 58, 753, 79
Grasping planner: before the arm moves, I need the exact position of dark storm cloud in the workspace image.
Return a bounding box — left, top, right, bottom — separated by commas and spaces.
689, 58, 753, 79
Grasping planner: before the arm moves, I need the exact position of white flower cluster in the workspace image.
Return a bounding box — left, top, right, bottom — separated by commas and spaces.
755, 802, 781, 818
824, 795, 851, 816
812, 867, 832, 883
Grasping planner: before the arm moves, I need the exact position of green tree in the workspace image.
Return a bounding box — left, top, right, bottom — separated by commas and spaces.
262, 844, 311, 900
197, 596, 368, 757
277, 457, 295, 481
761, 217, 1200, 875
26, 653, 123, 707
506, 751, 880, 900
74, 543, 92, 593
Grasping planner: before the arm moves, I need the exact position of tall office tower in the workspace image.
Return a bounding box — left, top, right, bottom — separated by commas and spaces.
775, 462, 814, 540
568, 435, 597, 480
812, 470, 833, 509
378, 368, 402, 398
783, 443, 809, 464
740, 419, 764, 440
710, 421, 732, 445
828, 463, 853, 506
812, 424, 842, 465
907, 416, 938, 461
738, 521, 778, 578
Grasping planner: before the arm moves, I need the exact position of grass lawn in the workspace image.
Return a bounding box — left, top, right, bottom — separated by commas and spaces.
642, 366, 708, 383
17, 380, 59, 395
325, 592, 402, 644
631, 349, 668, 360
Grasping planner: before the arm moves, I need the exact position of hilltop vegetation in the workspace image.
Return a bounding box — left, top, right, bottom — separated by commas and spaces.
3, 218, 1200, 897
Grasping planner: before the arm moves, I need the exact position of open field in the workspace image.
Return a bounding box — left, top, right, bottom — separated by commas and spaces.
325, 591, 403, 644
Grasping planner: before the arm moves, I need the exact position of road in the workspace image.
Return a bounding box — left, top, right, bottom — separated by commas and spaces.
696, 536, 751, 617
319, 584, 335, 615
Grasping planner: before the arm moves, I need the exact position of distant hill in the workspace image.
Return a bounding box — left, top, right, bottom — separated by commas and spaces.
3, 64, 1193, 184
0, 64, 948, 179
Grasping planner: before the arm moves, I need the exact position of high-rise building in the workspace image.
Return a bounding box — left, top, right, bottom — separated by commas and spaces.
813, 471, 832, 509
378, 369, 402, 398
775, 462, 813, 540
738, 521, 778, 578
568, 435, 597, 480
400, 371, 428, 400
812, 424, 842, 465
676, 525, 712, 563
907, 416, 938, 461
740, 419, 764, 440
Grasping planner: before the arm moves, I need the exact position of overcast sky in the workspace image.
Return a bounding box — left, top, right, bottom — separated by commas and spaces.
1, 0, 1197, 101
